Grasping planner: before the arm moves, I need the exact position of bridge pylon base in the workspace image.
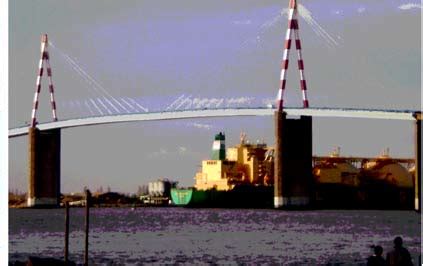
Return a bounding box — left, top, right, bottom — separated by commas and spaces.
414, 113, 421, 212
274, 111, 313, 208
28, 127, 61, 208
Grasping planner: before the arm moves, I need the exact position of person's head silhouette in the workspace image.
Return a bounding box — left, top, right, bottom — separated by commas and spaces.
373, 245, 383, 256
394, 236, 403, 248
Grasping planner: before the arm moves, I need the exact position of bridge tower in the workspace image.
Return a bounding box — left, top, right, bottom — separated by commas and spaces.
274, 0, 313, 208
27, 34, 61, 207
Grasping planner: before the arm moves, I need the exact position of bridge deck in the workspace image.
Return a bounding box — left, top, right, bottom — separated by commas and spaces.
9, 107, 420, 138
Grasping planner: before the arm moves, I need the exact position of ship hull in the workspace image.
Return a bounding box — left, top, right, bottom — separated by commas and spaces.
172, 184, 414, 209
313, 182, 413, 210
171, 185, 273, 208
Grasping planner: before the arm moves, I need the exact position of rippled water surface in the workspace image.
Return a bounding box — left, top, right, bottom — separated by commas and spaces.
9, 208, 421, 265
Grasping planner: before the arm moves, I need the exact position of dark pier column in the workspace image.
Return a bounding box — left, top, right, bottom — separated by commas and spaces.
28, 127, 61, 207
274, 111, 313, 208
413, 112, 421, 212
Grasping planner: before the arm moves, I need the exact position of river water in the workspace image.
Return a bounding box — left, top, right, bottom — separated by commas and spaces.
9, 208, 421, 265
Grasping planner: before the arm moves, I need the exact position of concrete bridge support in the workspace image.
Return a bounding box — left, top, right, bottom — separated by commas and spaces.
28, 127, 61, 207
274, 111, 313, 208
414, 112, 421, 212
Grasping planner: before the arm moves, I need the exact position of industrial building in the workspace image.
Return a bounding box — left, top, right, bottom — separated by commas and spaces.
188, 132, 415, 209
194, 132, 273, 191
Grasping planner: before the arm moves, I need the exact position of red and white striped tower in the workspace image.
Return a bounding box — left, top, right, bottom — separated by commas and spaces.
276, 0, 309, 111
30, 34, 58, 128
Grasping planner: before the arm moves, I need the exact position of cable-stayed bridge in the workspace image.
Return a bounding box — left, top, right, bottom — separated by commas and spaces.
9, 34, 421, 210
10, 0, 421, 210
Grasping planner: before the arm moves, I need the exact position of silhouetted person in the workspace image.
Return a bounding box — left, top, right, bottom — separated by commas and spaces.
386, 236, 413, 266
367, 245, 387, 266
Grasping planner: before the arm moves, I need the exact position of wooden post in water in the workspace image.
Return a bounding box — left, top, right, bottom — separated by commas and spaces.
64, 201, 69, 264
84, 189, 91, 266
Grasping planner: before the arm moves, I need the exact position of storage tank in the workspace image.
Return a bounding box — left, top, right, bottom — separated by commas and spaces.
148, 181, 160, 196
362, 159, 413, 188
148, 182, 154, 196
313, 148, 360, 187
312, 149, 361, 208
148, 180, 171, 197
156, 181, 165, 196
313, 161, 360, 186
